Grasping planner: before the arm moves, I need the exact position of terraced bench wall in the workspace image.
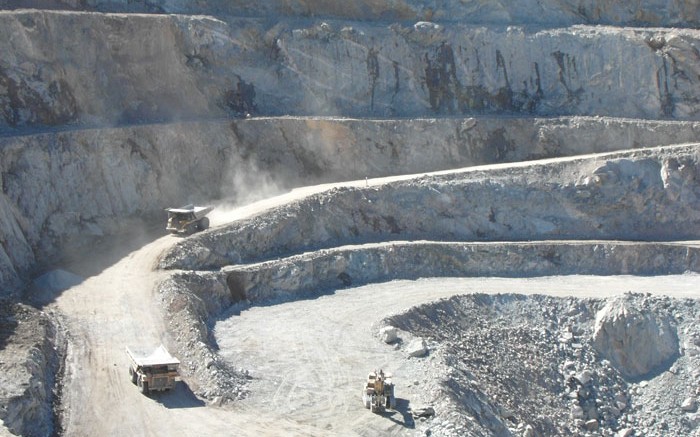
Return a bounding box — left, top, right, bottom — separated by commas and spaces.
160, 144, 700, 270
223, 242, 700, 302
1, 0, 698, 27
3, 118, 697, 295
3, 11, 700, 131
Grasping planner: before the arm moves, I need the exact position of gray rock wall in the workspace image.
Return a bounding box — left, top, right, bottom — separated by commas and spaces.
159, 144, 700, 270
223, 241, 700, 302
1, 0, 698, 27
0, 123, 233, 293
3, 117, 696, 295
3, 11, 700, 132
234, 117, 700, 181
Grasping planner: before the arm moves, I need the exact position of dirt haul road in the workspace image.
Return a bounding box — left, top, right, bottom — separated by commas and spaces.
51, 175, 700, 436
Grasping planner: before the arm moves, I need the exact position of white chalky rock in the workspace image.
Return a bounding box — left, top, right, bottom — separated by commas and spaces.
681, 396, 697, 412
616, 428, 634, 437
407, 338, 428, 357
585, 419, 599, 431
593, 296, 679, 379
380, 326, 398, 343
576, 369, 593, 385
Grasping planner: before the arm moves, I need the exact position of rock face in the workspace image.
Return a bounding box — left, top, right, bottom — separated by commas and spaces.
0, 124, 232, 295
221, 241, 700, 303
0, 302, 61, 437
1, 0, 699, 27
1, 3, 700, 296
2, 118, 699, 296
2, 11, 700, 132
593, 294, 679, 380
160, 145, 700, 271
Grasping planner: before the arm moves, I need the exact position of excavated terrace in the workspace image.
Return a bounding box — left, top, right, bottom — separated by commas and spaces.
1, 1, 700, 436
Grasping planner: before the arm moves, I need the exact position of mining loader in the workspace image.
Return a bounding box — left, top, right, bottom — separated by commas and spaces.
126, 345, 180, 395
165, 204, 213, 234
363, 369, 396, 413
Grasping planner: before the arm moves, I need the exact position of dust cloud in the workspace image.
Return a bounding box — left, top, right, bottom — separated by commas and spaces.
208, 159, 289, 227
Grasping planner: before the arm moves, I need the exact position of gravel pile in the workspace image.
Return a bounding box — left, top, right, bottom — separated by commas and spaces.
385, 293, 700, 437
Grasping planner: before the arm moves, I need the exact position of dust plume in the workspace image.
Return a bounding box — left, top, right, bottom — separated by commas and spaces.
208, 159, 289, 227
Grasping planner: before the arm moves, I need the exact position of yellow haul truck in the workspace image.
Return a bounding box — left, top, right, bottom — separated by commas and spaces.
165, 204, 213, 234
126, 345, 180, 395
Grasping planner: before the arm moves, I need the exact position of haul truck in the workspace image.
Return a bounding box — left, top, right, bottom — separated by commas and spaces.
165, 204, 213, 234
126, 345, 180, 395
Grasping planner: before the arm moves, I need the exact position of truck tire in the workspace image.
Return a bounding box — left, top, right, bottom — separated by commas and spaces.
139, 380, 149, 395
198, 217, 210, 231
129, 367, 137, 385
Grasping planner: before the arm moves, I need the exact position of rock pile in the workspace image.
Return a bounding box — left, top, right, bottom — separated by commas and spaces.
385, 293, 700, 436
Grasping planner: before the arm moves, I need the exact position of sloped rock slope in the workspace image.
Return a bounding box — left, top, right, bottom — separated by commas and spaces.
1, 0, 699, 27
384, 293, 700, 436
160, 144, 700, 271
0, 302, 62, 437
2, 11, 700, 131
3, 118, 698, 295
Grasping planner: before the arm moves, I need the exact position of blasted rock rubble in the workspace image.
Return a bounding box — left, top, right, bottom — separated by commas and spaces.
384, 293, 700, 437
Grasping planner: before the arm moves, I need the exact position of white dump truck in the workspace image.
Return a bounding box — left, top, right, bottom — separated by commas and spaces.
126, 345, 180, 395
363, 369, 396, 413
165, 204, 213, 234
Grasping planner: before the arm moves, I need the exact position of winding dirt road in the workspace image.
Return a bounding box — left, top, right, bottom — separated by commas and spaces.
50, 171, 700, 436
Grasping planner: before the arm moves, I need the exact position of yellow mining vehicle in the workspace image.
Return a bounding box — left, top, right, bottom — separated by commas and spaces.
362, 369, 396, 413
126, 345, 180, 395
165, 204, 213, 234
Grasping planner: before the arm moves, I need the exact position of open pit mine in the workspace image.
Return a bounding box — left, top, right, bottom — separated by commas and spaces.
1, 1, 699, 436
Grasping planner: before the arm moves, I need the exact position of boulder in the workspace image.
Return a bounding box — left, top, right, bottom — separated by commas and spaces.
575, 369, 593, 385
380, 326, 398, 343
411, 406, 435, 418
681, 397, 697, 413
407, 338, 428, 357
593, 295, 679, 379
616, 428, 633, 437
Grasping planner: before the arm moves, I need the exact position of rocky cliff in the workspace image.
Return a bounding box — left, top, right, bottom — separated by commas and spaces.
2, 11, 700, 134
1, 0, 699, 27
2, 3, 700, 296
2, 118, 699, 294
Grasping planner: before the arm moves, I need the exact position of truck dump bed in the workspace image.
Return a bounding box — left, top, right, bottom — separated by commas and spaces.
126, 345, 180, 367
165, 205, 213, 220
